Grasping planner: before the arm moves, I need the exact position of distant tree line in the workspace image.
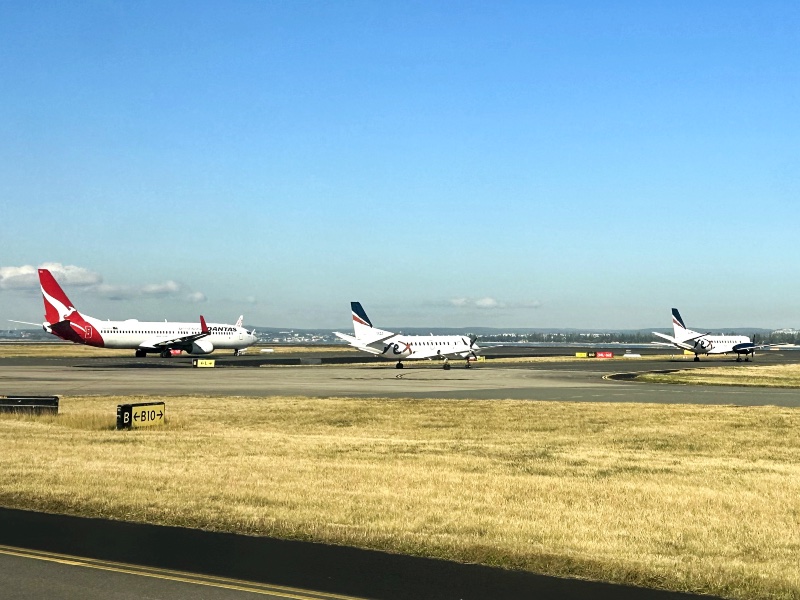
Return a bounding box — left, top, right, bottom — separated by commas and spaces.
474, 331, 800, 344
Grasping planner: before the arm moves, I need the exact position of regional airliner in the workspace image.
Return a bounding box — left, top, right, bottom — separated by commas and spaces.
334, 302, 480, 369
652, 308, 765, 361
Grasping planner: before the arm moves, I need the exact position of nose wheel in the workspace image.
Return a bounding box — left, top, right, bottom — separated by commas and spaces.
395, 361, 404, 369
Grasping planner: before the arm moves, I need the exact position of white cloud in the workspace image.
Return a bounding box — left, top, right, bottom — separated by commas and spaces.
448, 297, 542, 311
0, 263, 101, 290
95, 284, 138, 301
142, 281, 181, 297
186, 292, 207, 303
0, 263, 206, 305
475, 297, 499, 309
96, 280, 202, 302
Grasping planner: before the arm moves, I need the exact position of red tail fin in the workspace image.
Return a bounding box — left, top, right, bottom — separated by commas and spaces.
38, 269, 77, 323
200, 315, 208, 334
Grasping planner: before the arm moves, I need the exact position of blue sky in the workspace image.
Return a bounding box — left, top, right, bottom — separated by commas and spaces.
1, 1, 798, 329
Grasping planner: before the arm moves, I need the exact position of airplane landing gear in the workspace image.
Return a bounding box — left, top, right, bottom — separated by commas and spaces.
160, 349, 172, 358
465, 361, 471, 369
693, 355, 700, 362
135, 349, 146, 358
443, 361, 451, 370
736, 356, 742, 362
234, 349, 241, 356
395, 361, 404, 369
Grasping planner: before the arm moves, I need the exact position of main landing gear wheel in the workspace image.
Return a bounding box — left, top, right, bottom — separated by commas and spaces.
395, 361, 404, 369
160, 349, 172, 358
465, 361, 471, 369
693, 355, 700, 362
135, 350, 146, 358
443, 361, 451, 370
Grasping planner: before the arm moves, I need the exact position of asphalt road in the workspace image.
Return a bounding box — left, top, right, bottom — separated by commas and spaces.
0, 545, 361, 600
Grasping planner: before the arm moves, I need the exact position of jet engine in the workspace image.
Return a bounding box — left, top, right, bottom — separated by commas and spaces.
189, 339, 214, 355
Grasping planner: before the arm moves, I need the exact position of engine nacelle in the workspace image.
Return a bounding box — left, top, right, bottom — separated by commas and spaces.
693, 338, 713, 351
189, 339, 214, 355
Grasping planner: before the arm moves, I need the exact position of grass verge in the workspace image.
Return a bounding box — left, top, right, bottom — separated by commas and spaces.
1, 396, 799, 599
637, 364, 800, 388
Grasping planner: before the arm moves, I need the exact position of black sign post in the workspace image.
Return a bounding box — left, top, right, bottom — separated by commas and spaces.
0, 396, 59, 415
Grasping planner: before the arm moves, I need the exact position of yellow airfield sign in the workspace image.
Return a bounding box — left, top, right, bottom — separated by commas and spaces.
117, 402, 165, 429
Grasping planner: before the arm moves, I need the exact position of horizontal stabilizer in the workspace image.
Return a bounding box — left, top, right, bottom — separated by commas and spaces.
335, 331, 392, 354
652, 331, 695, 351
334, 331, 358, 345
8, 320, 42, 327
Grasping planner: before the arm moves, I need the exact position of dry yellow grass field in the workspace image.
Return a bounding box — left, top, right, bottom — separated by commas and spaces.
638, 363, 800, 388
1, 395, 799, 599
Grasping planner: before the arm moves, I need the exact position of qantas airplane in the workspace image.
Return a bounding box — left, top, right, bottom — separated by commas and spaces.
652, 308, 765, 362
11, 269, 257, 357
334, 301, 480, 369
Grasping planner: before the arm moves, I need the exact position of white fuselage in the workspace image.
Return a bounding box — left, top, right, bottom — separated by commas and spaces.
680, 333, 751, 355
361, 334, 476, 360
86, 316, 255, 352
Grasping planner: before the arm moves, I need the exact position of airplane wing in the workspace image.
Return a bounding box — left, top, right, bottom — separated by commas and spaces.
652, 332, 696, 351
409, 348, 475, 360
410, 336, 480, 360
139, 316, 210, 349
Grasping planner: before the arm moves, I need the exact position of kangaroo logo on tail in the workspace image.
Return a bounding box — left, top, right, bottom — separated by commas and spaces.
39, 269, 78, 324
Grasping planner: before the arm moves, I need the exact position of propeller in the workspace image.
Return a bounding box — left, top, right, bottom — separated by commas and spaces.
468, 334, 479, 358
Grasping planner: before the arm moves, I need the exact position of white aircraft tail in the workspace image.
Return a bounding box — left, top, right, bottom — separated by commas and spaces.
671, 308, 702, 342
350, 301, 393, 341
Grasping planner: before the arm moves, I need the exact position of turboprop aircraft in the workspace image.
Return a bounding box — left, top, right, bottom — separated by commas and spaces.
10, 269, 257, 357
334, 301, 480, 369
652, 308, 765, 362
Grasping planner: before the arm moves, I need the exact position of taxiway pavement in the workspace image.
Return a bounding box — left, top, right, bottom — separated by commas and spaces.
1, 350, 798, 406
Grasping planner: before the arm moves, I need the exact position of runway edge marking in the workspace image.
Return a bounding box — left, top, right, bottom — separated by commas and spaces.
0, 544, 365, 600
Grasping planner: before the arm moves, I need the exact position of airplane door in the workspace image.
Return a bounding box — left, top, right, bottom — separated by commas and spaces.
85, 325, 93, 340
239, 332, 243, 340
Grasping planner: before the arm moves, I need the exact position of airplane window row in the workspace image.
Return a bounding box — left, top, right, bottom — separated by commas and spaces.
101, 330, 199, 335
